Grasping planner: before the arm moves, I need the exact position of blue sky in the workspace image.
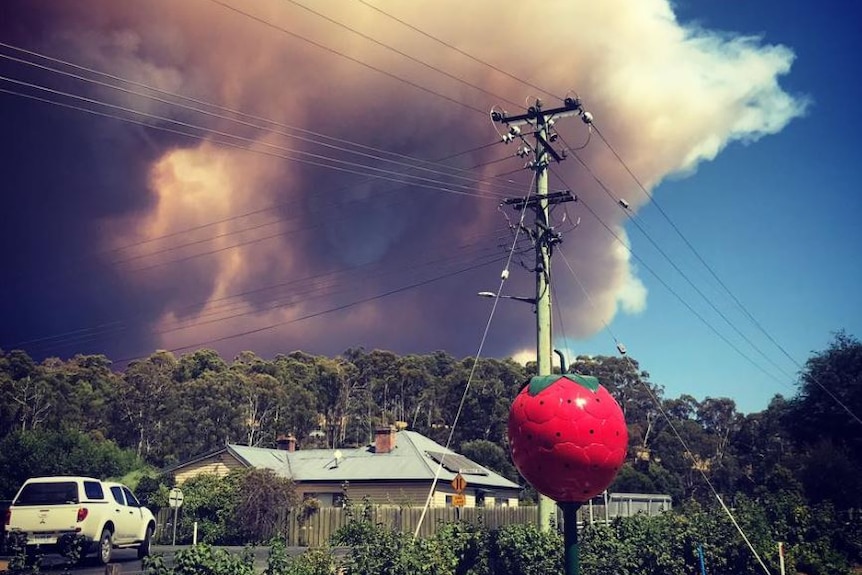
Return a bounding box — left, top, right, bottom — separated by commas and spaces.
577, 0, 862, 412
0, 0, 859, 416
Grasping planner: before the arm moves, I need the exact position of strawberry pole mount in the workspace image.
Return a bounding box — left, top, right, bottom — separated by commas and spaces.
508, 373, 628, 573
508, 374, 628, 502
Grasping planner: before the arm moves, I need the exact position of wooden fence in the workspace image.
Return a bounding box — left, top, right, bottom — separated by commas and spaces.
154, 495, 674, 547
156, 505, 538, 547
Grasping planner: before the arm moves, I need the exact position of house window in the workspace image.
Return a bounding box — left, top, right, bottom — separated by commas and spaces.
475, 492, 486, 508
333, 493, 347, 508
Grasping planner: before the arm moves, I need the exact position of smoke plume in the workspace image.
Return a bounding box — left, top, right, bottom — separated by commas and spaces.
0, 0, 805, 363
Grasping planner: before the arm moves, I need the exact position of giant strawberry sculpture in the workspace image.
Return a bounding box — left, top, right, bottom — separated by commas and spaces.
508, 374, 628, 502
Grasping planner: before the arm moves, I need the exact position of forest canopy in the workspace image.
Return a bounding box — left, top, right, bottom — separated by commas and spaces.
1, 332, 861, 513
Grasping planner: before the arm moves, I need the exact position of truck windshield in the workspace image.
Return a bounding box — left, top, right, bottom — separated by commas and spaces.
15, 482, 79, 505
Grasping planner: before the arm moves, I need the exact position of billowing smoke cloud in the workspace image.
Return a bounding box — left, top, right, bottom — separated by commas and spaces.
0, 0, 805, 363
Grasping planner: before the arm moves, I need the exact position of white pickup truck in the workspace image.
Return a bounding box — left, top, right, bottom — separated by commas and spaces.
4, 476, 156, 564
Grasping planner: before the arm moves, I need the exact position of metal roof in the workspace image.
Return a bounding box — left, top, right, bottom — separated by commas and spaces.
227, 431, 520, 490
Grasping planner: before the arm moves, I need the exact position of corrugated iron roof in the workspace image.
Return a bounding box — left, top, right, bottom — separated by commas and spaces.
227, 431, 520, 490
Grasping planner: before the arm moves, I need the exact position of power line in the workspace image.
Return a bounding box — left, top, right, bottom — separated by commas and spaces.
414, 166, 537, 539
9, 225, 520, 354
0, 77, 511, 271
0, 57, 500, 280
326, 0, 821, 410
556, 249, 773, 575
0, 41, 522, 194
204, 0, 487, 114
0, 66, 510, 200
113, 252, 504, 367
284, 0, 522, 109
354, 0, 561, 101
548, 165, 790, 387
562, 139, 796, 382
0, 40, 525, 280
590, 123, 861, 425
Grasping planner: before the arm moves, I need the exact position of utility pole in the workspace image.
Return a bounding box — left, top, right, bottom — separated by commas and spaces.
493, 97, 590, 532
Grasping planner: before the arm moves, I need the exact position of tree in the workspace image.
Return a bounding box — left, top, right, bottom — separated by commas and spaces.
111, 351, 178, 461
786, 331, 862, 452
445, 358, 516, 447
571, 355, 665, 457
4, 375, 54, 432
270, 354, 319, 445
696, 397, 741, 462
784, 331, 862, 508
174, 348, 227, 382
167, 370, 246, 464
314, 356, 361, 448
0, 429, 138, 498
41, 354, 118, 437
460, 439, 518, 482
733, 395, 793, 495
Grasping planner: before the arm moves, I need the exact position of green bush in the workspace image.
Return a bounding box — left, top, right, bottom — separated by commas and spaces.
160, 544, 256, 575
167, 468, 296, 545
489, 523, 562, 575
332, 497, 451, 575
433, 521, 490, 575
0, 429, 140, 499
264, 538, 336, 575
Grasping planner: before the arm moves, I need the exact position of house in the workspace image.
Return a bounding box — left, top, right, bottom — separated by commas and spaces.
165, 427, 522, 508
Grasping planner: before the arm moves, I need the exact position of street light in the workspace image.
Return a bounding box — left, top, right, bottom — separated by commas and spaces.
476, 291, 537, 305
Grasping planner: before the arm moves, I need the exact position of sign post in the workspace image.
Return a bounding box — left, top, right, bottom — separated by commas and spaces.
168, 487, 184, 546
451, 472, 467, 516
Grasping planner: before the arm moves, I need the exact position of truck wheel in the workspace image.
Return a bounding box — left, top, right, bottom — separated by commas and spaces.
137, 526, 153, 559
97, 529, 113, 565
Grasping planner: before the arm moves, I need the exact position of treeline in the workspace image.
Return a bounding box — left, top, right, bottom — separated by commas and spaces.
1, 333, 861, 517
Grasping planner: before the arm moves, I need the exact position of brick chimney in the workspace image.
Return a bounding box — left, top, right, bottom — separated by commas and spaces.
375, 426, 396, 454
276, 434, 296, 452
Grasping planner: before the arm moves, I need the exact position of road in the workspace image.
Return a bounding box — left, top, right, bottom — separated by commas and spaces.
27, 545, 313, 575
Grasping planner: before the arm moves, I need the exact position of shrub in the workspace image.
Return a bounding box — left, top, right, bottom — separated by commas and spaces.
332, 497, 451, 575
264, 538, 336, 575
171, 468, 296, 545
489, 523, 562, 575
433, 521, 490, 575
167, 544, 256, 575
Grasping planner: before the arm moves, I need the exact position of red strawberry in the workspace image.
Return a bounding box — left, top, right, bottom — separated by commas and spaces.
508, 374, 628, 502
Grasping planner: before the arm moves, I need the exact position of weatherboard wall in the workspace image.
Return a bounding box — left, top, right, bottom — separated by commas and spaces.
172, 451, 245, 484
296, 482, 519, 508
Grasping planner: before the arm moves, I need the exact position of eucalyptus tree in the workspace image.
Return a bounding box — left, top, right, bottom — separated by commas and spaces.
40, 354, 118, 437
0, 349, 51, 433
270, 352, 320, 445
394, 353, 435, 430
111, 350, 178, 460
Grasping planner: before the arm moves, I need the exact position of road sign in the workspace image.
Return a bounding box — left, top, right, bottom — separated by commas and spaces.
451, 493, 466, 507
451, 473, 467, 493
168, 487, 184, 509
